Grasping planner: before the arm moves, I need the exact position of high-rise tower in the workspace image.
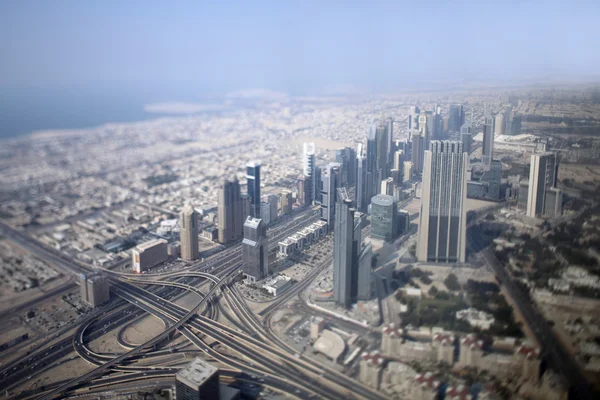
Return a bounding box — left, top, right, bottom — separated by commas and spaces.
482, 111, 496, 166
526, 152, 558, 218
180, 204, 199, 261
217, 177, 246, 244
320, 163, 340, 227
242, 217, 268, 283
303, 143, 316, 203
417, 141, 468, 263
246, 161, 261, 219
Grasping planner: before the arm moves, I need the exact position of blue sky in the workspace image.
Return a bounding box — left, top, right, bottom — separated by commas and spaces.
1, 0, 599, 95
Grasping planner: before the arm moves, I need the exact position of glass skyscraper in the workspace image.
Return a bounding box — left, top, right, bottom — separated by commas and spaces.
246, 161, 261, 219
417, 141, 468, 263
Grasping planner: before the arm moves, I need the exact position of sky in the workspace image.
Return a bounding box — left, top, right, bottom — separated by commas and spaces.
1, 0, 600, 97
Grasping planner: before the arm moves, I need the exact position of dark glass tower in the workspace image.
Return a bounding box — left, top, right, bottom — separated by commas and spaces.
246, 161, 261, 219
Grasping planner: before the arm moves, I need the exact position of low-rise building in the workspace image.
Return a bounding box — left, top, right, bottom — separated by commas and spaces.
410, 372, 440, 400
456, 308, 495, 330
313, 329, 346, 362
310, 316, 325, 341
359, 351, 386, 389
459, 335, 484, 367
262, 275, 292, 297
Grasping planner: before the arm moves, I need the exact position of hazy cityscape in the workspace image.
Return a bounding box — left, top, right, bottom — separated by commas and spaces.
2, 2, 600, 400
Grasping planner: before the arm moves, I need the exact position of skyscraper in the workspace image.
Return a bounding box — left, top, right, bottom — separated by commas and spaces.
180, 204, 199, 261
366, 125, 379, 209
385, 117, 394, 172
403, 161, 414, 182
320, 163, 340, 227
408, 106, 420, 139
460, 121, 473, 155
371, 194, 398, 242
393, 150, 405, 170
380, 178, 394, 196
246, 161, 261, 218
336, 146, 357, 186
333, 189, 371, 307
356, 146, 368, 213
333, 196, 355, 308
526, 152, 558, 217
281, 189, 293, 215
303, 143, 316, 203
375, 121, 389, 182
448, 104, 465, 133
482, 111, 496, 166
242, 217, 268, 283
411, 133, 424, 174
217, 177, 245, 244
417, 141, 467, 263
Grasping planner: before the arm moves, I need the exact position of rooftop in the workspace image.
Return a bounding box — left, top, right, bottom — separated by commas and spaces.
135, 238, 167, 251
176, 357, 219, 387
313, 329, 346, 361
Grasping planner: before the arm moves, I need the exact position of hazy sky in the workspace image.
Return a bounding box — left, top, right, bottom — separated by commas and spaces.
1, 0, 599, 95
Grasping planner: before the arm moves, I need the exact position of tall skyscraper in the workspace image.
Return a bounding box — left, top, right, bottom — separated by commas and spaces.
448, 104, 465, 133
334, 196, 355, 308
366, 125, 379, 209
336, 146, 357, 186
403, 161, 414, 182
408, 106, 420, 139
482, 111, 496, 166
281, 190, 293, 215
417, 141, 467, 263
393, 150, 405, 170
297, 175, 308, 205
332, 190, 370, 307
385, 117, 394, 172
460, 121, 473, 155
495, 112, 505, 135
180, 204, 199, 261
375, 121, 389, 182
526, 152, 558, 218
217, 177, 245, 244
356, 146, 368, 213
313, 166, 322, 204
411, 133, 424, 174
320, 163, 340, 227
303, 143, 316, 203
242, 217, 268, 282
246, 161, 261, 218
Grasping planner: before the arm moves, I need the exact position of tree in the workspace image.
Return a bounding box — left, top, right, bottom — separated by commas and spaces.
444, 273, 461, 291
428, 286, 439, 297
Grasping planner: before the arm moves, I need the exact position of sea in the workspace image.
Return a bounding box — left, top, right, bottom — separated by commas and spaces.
0, 85, 227, 140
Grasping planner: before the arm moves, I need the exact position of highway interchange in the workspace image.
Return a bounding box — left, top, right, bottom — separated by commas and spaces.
0, 206, 386, 400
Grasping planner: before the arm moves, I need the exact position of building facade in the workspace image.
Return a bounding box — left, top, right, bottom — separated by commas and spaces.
217, 177, 246, 244
482, 111, 496, 166
527, 152, 558, 217
180, 204, 199, 261
246, 161, 261, 219
242, 217, 268, 283
417, 141, 467, 263
371, 194, 398, 242
131, 238, 168, 273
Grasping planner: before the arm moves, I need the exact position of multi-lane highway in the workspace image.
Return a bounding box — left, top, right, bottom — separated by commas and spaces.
1, 202, 392, 400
